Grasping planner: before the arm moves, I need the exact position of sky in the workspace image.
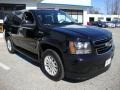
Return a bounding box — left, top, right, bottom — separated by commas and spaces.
92, 0, 106, 14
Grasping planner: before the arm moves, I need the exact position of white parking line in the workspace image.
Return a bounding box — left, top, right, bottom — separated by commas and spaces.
0, 39, 4, 42
0, 62, 10, 70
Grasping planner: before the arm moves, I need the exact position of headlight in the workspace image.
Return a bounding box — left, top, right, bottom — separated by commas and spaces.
69, 41, 92, 54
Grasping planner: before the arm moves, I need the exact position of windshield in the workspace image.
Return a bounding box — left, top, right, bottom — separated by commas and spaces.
36, 10, 76, 25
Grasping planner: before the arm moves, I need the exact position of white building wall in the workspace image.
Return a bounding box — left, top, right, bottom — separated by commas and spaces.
83, 10, 88, 25
0, 0, 92, 25
86, 14, 120, 22
0, 0, 91, 10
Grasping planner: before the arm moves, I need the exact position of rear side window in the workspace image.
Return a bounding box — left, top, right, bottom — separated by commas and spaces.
23, 12, 34, 24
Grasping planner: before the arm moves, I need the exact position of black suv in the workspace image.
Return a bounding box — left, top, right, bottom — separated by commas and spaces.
4, 9, 115, 81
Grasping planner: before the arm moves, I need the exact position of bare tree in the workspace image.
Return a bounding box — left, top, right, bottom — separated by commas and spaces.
105, 0, 112, 14
105, 0, 120, 14
112, 0, 120, 14
87, 7, 101, 14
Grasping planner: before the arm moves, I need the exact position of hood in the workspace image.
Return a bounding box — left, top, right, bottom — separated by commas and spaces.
51, 25, 112, 40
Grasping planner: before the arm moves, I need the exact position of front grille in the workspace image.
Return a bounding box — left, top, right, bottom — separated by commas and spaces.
94, 38, 112, 54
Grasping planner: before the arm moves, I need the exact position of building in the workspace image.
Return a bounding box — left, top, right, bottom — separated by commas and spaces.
86, 14, 120, 22
0, 0, 91, 25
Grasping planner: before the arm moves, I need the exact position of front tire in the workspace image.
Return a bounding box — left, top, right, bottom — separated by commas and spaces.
40, 49, 64, 81
6, 37, 15, 54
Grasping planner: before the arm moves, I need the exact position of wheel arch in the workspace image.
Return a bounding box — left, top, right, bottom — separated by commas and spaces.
5, 31, 11, 40
38, 42, 64, 65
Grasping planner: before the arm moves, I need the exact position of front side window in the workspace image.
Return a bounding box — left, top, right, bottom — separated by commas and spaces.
57, 12, 73, 23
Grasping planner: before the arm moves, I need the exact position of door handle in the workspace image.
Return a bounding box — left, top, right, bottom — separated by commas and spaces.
38, 31, 44, 37
38, 31, 43, 34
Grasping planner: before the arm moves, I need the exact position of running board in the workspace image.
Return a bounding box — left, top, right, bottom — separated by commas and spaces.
14, 46, 39, 63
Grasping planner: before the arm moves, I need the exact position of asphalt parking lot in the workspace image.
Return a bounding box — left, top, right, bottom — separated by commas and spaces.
0, 28, 120, 90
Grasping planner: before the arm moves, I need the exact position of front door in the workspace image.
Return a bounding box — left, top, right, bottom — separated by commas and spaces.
17, 12, 37, 54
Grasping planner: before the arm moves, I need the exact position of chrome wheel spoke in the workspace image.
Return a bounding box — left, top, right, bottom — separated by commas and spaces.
44, 55, 58, 76
7, 40, 12, 51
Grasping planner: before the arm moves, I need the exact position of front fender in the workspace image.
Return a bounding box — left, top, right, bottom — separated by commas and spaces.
37, 37, 68, 59
39, 38, 65, 53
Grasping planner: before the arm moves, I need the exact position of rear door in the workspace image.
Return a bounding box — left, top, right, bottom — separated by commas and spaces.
8, 12, 23, 46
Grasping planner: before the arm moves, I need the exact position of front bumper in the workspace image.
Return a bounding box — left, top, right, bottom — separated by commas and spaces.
63, 46, 114, 80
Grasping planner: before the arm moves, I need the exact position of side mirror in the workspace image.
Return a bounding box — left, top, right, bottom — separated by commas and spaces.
22, 20, 36, 30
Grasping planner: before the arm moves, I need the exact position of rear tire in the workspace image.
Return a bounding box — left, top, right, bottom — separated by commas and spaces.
6, 37, 15, 54
40, 49, 64, 81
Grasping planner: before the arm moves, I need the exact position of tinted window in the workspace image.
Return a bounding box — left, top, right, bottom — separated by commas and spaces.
24, 12, 34, 24
36, 10, 76, 25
